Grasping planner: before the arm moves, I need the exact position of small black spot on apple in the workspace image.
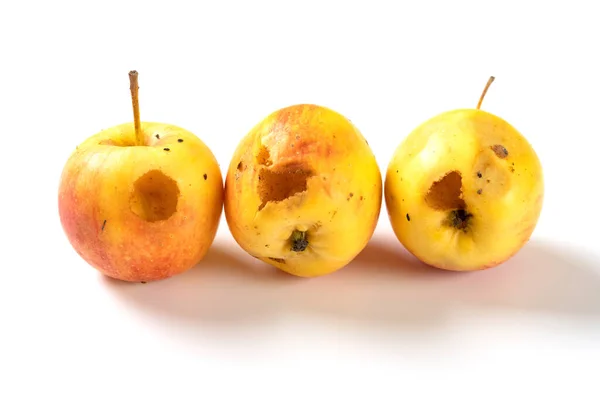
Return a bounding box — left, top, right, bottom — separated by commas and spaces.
101, 220, 107, 231
203, 173, 207, 180
477, 171, 482, 178
406, 213, 410, 221
178, 138, 183, 143
269, 257, 286, 264
155, 134, 160, 139
477, 189, 482, 195
163, 148, 170, 151
140, 281, 147, 284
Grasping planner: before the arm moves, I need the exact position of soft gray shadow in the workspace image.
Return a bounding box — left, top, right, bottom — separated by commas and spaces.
102, 234, 600, 331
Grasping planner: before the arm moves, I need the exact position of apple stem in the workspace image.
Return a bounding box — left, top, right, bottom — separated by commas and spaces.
128, 70, 143, 145
477, 76, 495, 110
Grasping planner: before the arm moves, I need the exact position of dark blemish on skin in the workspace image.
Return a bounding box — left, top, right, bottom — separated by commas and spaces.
155, 134, 160, 139
487, 179, 491, 183
101, 220, 107, 231
360, 196, 364, 201
477, 171, 482, 178
396, 170, 399, 173
509, 166, 515, 173
490, 144, 509, 159
477, 189, 483, 195
140, 281, 147, 284
178, 138, 184, 143
347, 192, 354, 201
203, 174, 207, 180
406, 213, 411, 221
330, 210, 338, 221
265, 244, 270, 248
237, 161, 243, 171
269, 257, 286, 264
164, 148, 170, 151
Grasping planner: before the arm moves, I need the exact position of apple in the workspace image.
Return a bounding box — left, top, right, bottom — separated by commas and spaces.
58, 71, 223, 282
224, 104, 382, 277
384, 76, 544, 271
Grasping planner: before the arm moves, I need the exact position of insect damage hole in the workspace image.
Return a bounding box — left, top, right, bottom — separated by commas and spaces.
256, 145, 273, 166
130, 169, 180, 222
425, 171, 474, 232
424, 171, 466, 210
257, 167, 314, 211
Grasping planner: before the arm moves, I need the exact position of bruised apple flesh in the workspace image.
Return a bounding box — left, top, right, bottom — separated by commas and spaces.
385, 77, 544, 271
224, 104, 382, 277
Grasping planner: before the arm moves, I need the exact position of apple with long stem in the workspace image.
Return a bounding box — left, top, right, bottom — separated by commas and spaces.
58, 71, 223, 282
384, 76, 544, 271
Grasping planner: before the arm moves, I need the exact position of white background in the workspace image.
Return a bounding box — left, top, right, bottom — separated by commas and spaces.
1, 0, 599, 398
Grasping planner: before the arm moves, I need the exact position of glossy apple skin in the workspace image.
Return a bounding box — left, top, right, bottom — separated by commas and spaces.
58, 122, 223, 282
224, 104, 382, 277
385, 109, 544, 271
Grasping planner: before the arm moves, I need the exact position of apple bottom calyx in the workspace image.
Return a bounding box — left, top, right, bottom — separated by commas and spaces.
445, 209, 473, 232
290, 230, 309, 252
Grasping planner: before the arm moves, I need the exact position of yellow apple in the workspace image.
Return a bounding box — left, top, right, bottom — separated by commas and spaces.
384, 77, 544, 271
58, 71, 223, 282
224, 104, 382, 277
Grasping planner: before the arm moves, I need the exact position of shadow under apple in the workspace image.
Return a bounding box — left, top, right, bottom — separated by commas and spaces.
102, 233, 600, 332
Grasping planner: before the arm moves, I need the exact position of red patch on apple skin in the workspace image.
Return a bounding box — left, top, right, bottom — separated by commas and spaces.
59, 162, 117, 277
59, 155, 214, 282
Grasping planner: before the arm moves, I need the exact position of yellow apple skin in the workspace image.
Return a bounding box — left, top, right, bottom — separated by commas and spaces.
58, 122, 223, 282
385, 109, 544, 271
224, 104, 382, 277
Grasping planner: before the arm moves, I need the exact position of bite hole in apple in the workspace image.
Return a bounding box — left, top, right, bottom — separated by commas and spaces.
130, 169, 180, 222
424, 171, 475, 232
256, 145, 272, 166
257, 167, 314, 211
424, 171, 466, 210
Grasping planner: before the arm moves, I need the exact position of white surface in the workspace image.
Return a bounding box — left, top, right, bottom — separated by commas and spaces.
1, 0, 599, 398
